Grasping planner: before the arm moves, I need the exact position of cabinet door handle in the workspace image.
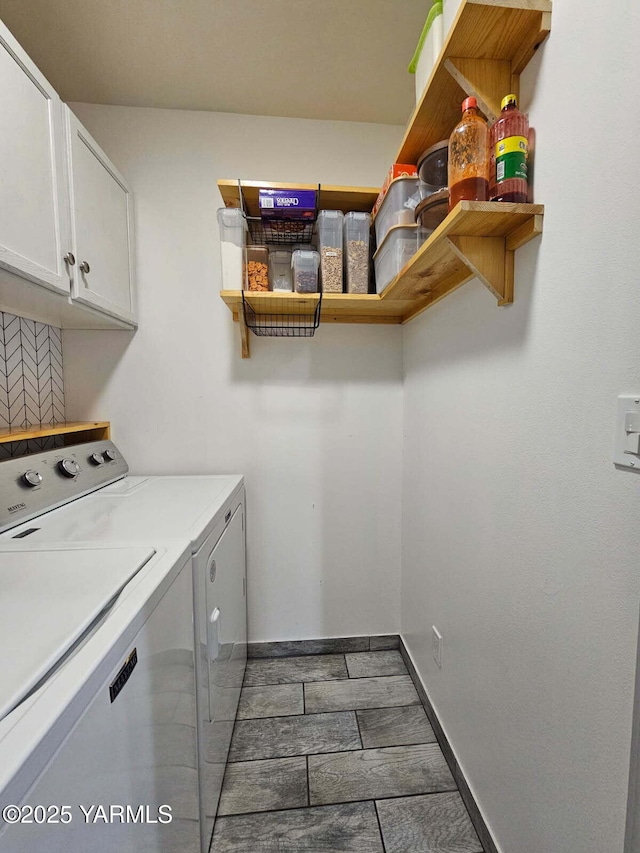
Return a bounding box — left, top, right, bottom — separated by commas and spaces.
64, 252, 76, 266
79, 261, 90, 274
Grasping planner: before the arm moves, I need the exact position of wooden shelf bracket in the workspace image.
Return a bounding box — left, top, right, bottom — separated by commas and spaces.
238, 305, 251, 359
444, 57, 516, 123
447, 235, 514, 305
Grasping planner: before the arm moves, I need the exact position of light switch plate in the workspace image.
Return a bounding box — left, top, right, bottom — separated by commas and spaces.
614, 395, 640, 470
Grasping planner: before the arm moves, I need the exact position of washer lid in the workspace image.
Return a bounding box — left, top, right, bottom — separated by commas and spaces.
0, 547, 155, 721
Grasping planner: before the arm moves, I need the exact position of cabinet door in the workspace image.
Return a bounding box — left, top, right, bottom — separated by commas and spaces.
65, 107, 137, 325
0, 23, 70, 295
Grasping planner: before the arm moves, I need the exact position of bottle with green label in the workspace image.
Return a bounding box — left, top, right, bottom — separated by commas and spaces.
490, 94, 529, 203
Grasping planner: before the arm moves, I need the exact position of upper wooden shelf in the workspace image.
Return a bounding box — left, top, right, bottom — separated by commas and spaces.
397, 0, 552, 164
218, 180, 379, 217
0, 421, 111, 445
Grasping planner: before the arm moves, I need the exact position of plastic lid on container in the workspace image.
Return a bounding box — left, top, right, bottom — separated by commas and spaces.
385, 175, 420, 187
408, 1, 444, 73
317, 210, 344, 221
270, 250, 292, 262
292, 249, 320, 265
344, 212, 371, 223
217, 207, 248, 229
462, 97, 478, 112
501, 93, 518, 109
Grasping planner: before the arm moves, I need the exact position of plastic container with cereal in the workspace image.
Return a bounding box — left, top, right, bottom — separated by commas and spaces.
244, 246, 269, 292
317, 210, 344, 293
344, 212, 371, 294
292, 249, 320, 293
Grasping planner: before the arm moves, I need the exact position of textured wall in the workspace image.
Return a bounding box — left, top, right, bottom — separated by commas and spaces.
63, 105, 404, 644
400, 1, 640, 851
0, 311, 65, 458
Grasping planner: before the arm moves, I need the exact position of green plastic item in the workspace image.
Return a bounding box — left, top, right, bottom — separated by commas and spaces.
408, 1, 444, 74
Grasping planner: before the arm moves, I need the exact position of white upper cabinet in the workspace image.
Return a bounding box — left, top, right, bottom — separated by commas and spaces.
0, 22, 70, 296
65, 107, 137, 326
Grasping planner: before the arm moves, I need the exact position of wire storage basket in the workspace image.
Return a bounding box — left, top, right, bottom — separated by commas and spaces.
242, 292, 322, 338
230, 179, 319, 245
246, 217, 315, 246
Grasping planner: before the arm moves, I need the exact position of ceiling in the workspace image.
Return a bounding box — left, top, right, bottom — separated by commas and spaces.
0, 0, 427, 125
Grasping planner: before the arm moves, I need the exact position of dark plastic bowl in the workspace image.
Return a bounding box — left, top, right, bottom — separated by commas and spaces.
414, 190, 449, 230
417, 140, 449, 189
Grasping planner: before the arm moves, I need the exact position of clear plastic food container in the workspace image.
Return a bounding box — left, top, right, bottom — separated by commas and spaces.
374, 176, 420, 246
409, 2, 443, 105
443, 0, 463, 40
292, 249, 320, 294
217, 207, 247, 291
269, 250, 293, 292
245, 246, 269, 292
373, 224, 422, 295
317, 210, 344, 293
344, 212, 371, 294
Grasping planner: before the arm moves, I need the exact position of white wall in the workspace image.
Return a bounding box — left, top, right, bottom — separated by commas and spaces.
62, 105, 404, 643
401, 2, 640, 852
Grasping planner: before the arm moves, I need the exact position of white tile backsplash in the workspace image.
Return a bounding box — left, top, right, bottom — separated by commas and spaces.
0, 311, 65, 458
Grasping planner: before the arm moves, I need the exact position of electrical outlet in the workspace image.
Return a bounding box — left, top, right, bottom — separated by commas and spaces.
432, 626, 443, 669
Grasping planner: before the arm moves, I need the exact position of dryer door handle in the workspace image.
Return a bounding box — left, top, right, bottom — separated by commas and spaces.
208, 607, 221, 661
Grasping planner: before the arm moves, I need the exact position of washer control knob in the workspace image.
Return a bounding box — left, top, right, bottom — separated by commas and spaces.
89, 452, 104, 466
103, 449, 117, 462
22, 469, 43, 487
58, 458, 80, 478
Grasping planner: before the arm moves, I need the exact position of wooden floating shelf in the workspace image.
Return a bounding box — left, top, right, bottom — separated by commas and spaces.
220, 202, 543, 346
383, 200, 543, 321
397, 0, 552, 164
218, 180, 379, 216
218, 0, 551, 356
0, 421, 111, 446
221, 292, 411, 326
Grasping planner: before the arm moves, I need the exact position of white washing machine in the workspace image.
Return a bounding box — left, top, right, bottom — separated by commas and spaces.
0, 539, 200, 853
0, 441, 247, 852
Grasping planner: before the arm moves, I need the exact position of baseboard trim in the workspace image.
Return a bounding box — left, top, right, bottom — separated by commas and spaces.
248, 634, 400, 658
399, 638, 499, 853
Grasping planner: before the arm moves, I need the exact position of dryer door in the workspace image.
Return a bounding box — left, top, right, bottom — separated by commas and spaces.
205, 503, 245, 726
202, 503, 246, 839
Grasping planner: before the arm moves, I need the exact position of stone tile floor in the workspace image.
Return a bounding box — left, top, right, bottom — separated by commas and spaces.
210, 650, 484, 852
